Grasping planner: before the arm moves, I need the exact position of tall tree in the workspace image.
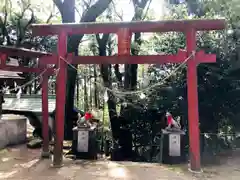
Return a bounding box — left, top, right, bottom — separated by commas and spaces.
95, 0, 151, 159
0, 0, 55, 93
53, 0, 112, 139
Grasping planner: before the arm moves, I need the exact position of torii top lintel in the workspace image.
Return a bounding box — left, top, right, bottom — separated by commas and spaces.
28, 19, 226, 65
31, 19, 225, 36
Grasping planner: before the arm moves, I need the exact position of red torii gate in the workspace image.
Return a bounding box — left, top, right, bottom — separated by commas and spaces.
31, 19, 225, 171
0, 46, 56, 158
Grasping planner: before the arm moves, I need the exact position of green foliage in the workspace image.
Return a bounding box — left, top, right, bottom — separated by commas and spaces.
121, 0, 240, 159
141, 1, 240, 134
0, 0, 59, 93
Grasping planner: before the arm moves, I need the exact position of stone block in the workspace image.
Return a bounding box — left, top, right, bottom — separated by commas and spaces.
0, 114, 27, 149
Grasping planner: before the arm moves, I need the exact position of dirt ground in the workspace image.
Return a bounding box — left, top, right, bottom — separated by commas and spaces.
0, 145, 240, 180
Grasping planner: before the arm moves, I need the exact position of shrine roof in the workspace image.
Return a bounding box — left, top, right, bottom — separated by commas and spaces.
0, 45, 52, 58
31, 19, 226, 36
2, 94, 56, 113
0, 58, 23, 79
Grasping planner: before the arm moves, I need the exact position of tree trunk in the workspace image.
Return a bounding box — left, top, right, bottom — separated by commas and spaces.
118, 0, 149, 159
93, 65, 99, 108
84, 68, 88, 112
54, 0, 112, 139
97, 34, 119, 142
76, 75, 79, 107
89, 65, 93, 109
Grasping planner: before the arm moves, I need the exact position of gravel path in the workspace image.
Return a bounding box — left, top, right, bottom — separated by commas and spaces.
0, 145, 240, 180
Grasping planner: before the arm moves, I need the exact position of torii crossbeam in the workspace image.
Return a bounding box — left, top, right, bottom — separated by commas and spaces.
31, 19, 225, 171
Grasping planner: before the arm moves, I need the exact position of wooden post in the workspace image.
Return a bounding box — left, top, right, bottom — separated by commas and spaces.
53, 31, 68, 167
41, 66, 50, 158
117, 28, 131, 55
76, 76, 79, 107
0, 53, 6, 119
0, 53, 6, 67
186, 28, 201, 172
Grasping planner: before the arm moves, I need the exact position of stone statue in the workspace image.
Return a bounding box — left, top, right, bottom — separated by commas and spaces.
165, 112, 182, 132
76, 112, 93, 128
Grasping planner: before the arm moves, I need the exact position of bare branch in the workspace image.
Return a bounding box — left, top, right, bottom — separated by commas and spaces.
111, 1, 124, 21
46, 12, 53, 23
3, 1, 8, 26
24, 8, 35, 30
75, 7, 81, 17
0, 0, 12, 45
132, 0, 149, 20
16, 2, 31, 46
81, 0, 112, 22
142, 0, 153, 20
68, 0, 113, 53
83, 0, 91, 9
53, 0, 64, 14
96, 34, 101, 45
132, 0, 139, 6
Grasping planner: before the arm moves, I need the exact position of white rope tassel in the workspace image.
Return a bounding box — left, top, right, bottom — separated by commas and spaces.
16, 87, 22, 100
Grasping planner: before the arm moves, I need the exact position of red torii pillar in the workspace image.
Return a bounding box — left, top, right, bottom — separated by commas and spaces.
53, 31, 68, 167
117, 28, 215, 172
118, 28, 131, 56
185, 28, 210, 172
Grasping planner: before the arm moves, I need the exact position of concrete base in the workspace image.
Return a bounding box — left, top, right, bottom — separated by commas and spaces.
0, 114, 27, 149
50, 163, 64, 168
41, 151, 50, 159
0, 121, 7, 149
188, 168, 203, 173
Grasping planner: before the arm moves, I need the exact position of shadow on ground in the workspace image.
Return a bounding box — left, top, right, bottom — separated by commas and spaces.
1, 145, 240, 180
